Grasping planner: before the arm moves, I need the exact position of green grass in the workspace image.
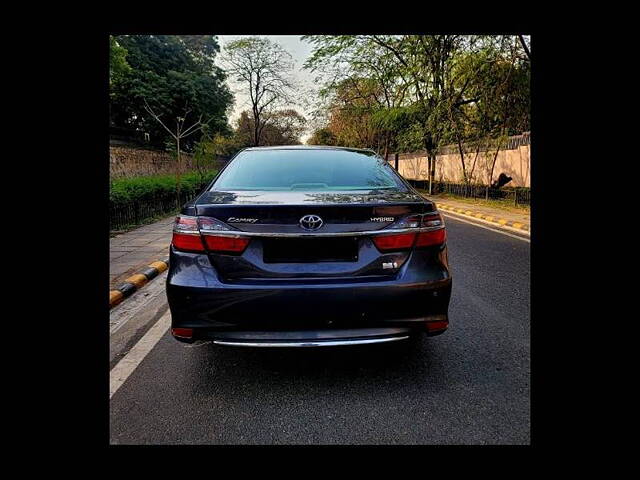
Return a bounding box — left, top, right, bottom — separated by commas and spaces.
417, 190, 530, 215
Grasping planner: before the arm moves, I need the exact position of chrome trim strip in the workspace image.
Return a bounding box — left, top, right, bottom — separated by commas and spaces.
198, 226, 443, 238
212, 335, 410, 347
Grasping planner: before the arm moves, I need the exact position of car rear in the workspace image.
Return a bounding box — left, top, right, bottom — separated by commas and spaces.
166, 146, 452, 347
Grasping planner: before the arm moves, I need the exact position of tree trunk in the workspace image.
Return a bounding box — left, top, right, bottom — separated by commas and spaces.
423, 132, 435, 195
456, 138, 467, 184
176, 135, 181, 209
427, 152, 436, 195
382, 133, 390, 160
252, 104, 260, 146
431, 153, 436, 193
448, 105, 467, 184
488, 136, 504, 189
469, 141, 481, 184
253, 117, 259, 146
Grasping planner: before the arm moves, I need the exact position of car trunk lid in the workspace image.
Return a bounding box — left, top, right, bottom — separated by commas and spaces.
194, 189, 433, 282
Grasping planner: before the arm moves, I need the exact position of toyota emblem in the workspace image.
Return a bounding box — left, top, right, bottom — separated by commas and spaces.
299, 214, 323, 231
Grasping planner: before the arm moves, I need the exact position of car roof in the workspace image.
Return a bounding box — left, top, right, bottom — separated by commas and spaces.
241, 145, 377, 155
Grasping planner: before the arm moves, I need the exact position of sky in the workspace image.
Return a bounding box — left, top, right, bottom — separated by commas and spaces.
217, 35, 316, 142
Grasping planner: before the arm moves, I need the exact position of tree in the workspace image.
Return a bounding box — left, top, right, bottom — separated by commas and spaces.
303, 35, 530, 189
234, 109, 306, 146
443, 38, 503, 184
109, 36, 131, 88
143, 100, 207, 206
483, 37, 530, 189
303, 35, 467, 178
110, 35, 233, 150
302, 74, 404, 153
518, 35, 531, 61
447, 36, 529, 187
323, 77, 381, 149
307, 127, 337, 146
304, 35, 410, 156
195, 108, 307, 161
262, 109, 307, 145
223, 37, 296, 146
205, 132, 245, 158
367, 35, 469, 193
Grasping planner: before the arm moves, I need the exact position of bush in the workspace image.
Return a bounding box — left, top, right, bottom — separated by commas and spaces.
110, 171, 217, 206
109, 171, 218, 232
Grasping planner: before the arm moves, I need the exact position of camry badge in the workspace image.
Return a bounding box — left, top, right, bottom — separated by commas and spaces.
299, 214, 323, 231
227, 217, 258, 223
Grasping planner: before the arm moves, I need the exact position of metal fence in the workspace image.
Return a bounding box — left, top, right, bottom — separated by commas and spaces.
110, 185, 209, 232
407, 180, 531, 206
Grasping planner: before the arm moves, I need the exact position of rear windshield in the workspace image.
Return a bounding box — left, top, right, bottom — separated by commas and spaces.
211, 149, 406, 191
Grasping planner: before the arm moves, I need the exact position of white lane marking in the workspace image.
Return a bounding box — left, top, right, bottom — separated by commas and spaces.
442, 212, 531, 243
110, 310, 171, 399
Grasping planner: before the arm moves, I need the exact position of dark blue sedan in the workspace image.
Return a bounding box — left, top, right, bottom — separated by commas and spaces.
166, 146, 452, 347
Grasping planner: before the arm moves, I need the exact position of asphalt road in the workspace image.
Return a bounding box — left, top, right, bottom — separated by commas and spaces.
109, 216, 530, 445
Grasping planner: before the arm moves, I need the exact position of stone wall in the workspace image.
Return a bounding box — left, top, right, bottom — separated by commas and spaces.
110, 145, 228, 178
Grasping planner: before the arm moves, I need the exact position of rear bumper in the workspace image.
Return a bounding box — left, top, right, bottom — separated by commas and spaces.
198, 327, 413, 347
211, 337, 409, 347
166, 247, 452, 343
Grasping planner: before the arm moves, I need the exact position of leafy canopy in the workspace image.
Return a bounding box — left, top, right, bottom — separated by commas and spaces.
110, 35, 233, 151
302, 35, 530, 157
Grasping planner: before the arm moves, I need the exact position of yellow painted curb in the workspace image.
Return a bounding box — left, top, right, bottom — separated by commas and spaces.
149, 261, 168, 272
110, 290, 124, 307
428, 197, 530, 233
124, 273, 148, 288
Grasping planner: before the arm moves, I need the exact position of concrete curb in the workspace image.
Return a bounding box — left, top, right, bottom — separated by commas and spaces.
110, 257, 170, 309
435, 202, 530, 235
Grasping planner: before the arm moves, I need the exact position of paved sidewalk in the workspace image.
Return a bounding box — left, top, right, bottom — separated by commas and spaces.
423, 194, 530, 231
110, 216, 175, 289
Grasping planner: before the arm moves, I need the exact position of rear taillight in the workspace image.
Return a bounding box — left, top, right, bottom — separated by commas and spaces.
172, 215, 249, 254
387, 215, 422, 229
172, 327, 193, 339
203, 235, 250, 254
172, 232, 206, 252
416, 212, 445, 247
372, 211, 445, 252
372, 232, 417, 252
172, 216, 206, 252
416, 228, 446, 247
421, 212, 444, 228
425, 320, 448, 333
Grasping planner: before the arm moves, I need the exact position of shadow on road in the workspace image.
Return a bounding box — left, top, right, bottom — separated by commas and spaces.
181, 335, 450, 396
